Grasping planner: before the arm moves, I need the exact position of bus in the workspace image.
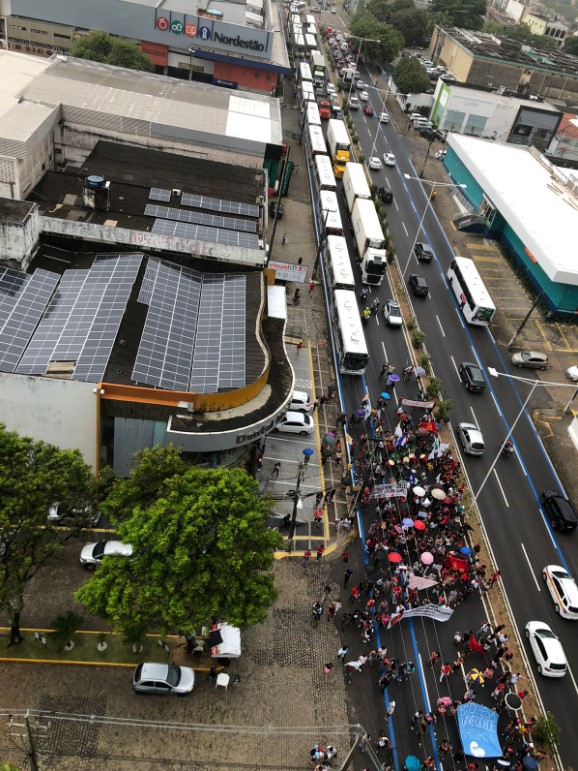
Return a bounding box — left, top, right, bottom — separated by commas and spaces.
314, 154, 337, 192
306, 100, 321, 127
298, 62, 312, 84
319, 190, 343, 236
300, 81, 315, 105
294, 33, 306, 57
307, 125, 327, 156
304, 33, 317, 55
447, 256, 496, 326
304, 14, 316, 26
324, 235, 355, 292
332, 289, 369, 375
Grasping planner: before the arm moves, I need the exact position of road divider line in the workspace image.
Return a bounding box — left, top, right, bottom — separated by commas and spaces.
490, 390, 503, 418
436, 315, 445, 337
539, 507, 558, 548
520, 543, 541, 592
402, 222, 408, 236
450, 355, 458, 377
469, 405, 479, 426
492, 469, 509, 507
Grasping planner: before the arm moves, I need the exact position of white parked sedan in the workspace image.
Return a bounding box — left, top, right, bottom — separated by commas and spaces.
80, 540, 133, 569
525, 620, 567, 677
133, 663, 195, 695
368, 157, 382, 171
566, 365, 578, 382
543, 565, 578, 620
273, 411, 314, 435
383, 152, 396, 166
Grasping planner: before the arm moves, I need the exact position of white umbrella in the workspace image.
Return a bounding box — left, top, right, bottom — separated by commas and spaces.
412, 485, 425, 497
431, 488, 446, 501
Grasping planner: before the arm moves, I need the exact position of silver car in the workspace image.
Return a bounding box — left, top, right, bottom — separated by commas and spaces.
133, 662, 196, 695
80, 540, 133, 569
456, 422, 485, 456
511, 351, 549, 370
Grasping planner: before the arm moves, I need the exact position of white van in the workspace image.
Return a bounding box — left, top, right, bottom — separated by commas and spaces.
543, 565, 578, 620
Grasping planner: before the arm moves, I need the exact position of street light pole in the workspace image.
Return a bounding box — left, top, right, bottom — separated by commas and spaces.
286, 462, 305, 552
345, 36, 379, 106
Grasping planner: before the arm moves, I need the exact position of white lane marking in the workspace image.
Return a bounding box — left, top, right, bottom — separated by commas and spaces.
393, 200, 399, 212
568, 664, 578, 697
520, 543, 541, 592
417, 653, 432, 712
451, 355, 459, 377
381, 340, 390, 364
402, 222, 408, 236
375, 314, 380, 326
469, 405, 479, 425
492, 468, 509, 508
436, 315, 445, 337
490, 390, 503, 418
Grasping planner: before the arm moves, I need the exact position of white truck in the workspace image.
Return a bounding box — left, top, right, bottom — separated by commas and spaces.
350, 198, 387, 286
342, 162, 371, 216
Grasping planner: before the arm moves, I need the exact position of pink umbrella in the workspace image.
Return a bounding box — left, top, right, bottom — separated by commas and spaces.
388, 552, 402, 563
437, 696, 452, 708
414, 520, 426, 531
420, 551, 434, 565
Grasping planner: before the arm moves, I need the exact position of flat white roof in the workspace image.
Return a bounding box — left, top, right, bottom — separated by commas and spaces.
449, 134, 578, 286
0, 51, 56, 143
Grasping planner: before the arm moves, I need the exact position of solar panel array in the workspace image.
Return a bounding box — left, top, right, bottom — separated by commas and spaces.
149, 187, 172, 202
144, 204, 257, 234
151, 218, 259, 249
132, 259, 246, 393
17, 255, 142, 382
180, 192, 259, 219
0, 269, 59, 373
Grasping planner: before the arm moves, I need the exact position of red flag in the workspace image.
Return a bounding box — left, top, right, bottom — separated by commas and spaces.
469, 636, 484, 655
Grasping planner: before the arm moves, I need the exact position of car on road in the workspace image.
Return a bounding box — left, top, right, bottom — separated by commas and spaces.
525, 620, 567, 677
455, 422, 485, 456
48, 503, 101, 528
511, 350, 549, 370
356, 81, 365, 90
368, 157, 382, 171
383, 299, 402, 327
383, 153, 396, 166
133, 663, 196, 695
269, 200, 284, 219
542, 565, 578, 620
348, 96, 359, 110
363, 103, 374, 116
359, 90, 369, 102
566, 365, 578, 382
414, 241, 434, 262
409, 273, 429, 297
289, 390, 313, 413
379, 111, 389, 123
327, 83, 336, 95
273, 411, 314, 436
458, 361, 486, 393
540, 489, 578, 532
80, 540, 133, 569
378, 185, 393, 203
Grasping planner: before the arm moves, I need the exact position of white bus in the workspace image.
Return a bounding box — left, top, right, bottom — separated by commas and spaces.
294, 33, 306, 57
314, 154, 337, 191
307, 125, 327, 156
300, 81, 316, 104
298, 62, 312, 83
304, 14, 316, 26
324, 235, 355, 292
304, 33, 317, 55
332, 289, 369, 375
447, 256, 496, 326
319, 189, 343, 236
306, 100, 321, 127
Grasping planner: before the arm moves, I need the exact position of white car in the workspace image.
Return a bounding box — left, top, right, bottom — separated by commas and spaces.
383, 153, 396, 166
368, 157, 382, 171
359, 90, 369, 102
566, 365, 578, 382
80, 540, 133, 569
455, 422, 485, 456
273, 411, 314, 435
289, 390, 313, 413
356, 80, 365, 90
383, 299, 402, 327
543, 565, 578, 620
348, 96, 359, 110
133, 663, 195, 695
327, 83, 336, 94
379, 111, 389, 123
525, 620, 567, 677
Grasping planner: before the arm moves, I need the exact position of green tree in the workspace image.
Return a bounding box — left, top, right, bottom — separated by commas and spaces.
563, 36, 578, 55
70, 30, 154, 72
532, 711, 560, 754
0, 425, 94, 645
429, 0, 487, 30
390, 8, 430, 46
76, 461, 282, 637
350, 11, 405, 66
394, 57, 431, 94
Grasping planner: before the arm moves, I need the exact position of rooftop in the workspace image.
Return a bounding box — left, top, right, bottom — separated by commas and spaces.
448, 135, 578, 286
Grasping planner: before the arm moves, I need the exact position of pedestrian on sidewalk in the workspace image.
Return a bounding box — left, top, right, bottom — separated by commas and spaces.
302, 549, 312, 568
309, 280, 316, 293
323, 662, 333, 682
296, 340, 303, 354
337, 645, 349, 663
272, 462, 280, 478
316, 544, 325, 561
282, 233, 287, 245
343, 568, 353, 588
314, 507, 323, 528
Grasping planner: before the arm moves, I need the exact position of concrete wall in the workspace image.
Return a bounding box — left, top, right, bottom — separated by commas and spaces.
0, 205, 40, 267
0, 373, 98, 470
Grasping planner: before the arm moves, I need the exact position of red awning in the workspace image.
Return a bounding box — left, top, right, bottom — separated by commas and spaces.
141, 41, 168, 67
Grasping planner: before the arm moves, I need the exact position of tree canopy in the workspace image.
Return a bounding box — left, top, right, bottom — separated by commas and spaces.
562, 36, 578, 55
70, 30, 154, 72
367, 0, 430, 46
350, 11, 405, 66
0, 425, 95, 644
394, 57, 431, 94
76, 453, 282, 638
429, 0, 487, 30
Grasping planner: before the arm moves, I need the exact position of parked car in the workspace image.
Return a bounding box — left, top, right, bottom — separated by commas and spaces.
80, 540, 133, 569
133, 663, 196, 695
409, 273, 429, 297
458, 361, 486, 393
414, 241, 434, 262
379, 111, 389, 123
363, 103, 374, 116
378, 185, 393, 203
289, 390, 313, 412
383, 299, 402, 327
540, 490, 578, 532
48, 503, 101, 528
511, 351, 549, 370
525, 621, 567, 677
435, 150, 447, 160
434, 128, 448, 142
269, 200, 284, 219
456, 422, 485, 456
566, 365, 578, 382
273, 411, 314, 435
368, 157, 382, 171
542, 565, 578, 620
418, 127, 435, 140
383, 153, 396, 166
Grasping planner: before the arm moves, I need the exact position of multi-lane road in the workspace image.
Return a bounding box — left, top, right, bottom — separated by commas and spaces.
311, 53, 577, 766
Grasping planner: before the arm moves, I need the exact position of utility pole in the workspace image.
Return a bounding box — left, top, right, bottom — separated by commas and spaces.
286, 462, 304, 552
507, 289, 544, 349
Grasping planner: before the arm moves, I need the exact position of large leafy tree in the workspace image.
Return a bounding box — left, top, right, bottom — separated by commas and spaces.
429, 0, 487, 30
70, 30, 154, 72
563, 36, 578, 56
394, 57, 431, 94
0, 425, 94, 645
76, 457, 282, 638
350, 11, 405, 66
367, 0, 430, 46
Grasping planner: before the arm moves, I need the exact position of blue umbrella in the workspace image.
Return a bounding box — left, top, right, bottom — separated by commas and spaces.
404, 756, 421, 771
303, 448, 314, 457
402, 517, 414, 528
380, 391, 391, 400
460, 546, 472, 555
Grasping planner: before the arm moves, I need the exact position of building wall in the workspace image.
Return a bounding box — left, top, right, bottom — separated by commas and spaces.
438, 38, 474, 83
214, 60, 278, 93
504, 0, 525, 23
524, 14, 547, 35
0, 373, 97, 470
0, 205, 40, 267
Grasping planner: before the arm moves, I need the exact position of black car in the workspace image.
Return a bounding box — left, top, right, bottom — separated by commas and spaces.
541, 490, 578, 532
459, 361, 486, 393
409, 273, 429, 297
378, 185, 393, 203
419, 127, 435, 140
269, 200, 284, 219
414, 242, 434, 262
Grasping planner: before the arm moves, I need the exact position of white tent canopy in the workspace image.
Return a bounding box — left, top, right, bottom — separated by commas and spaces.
210, 623, 241, 658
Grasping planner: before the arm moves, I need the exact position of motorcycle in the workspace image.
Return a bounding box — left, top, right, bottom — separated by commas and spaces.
501, 442, 514, 459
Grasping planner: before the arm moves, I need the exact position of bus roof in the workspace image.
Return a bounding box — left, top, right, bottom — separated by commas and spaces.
326, 236, 355, 287
308, 125, 327, 154
334, 290, 368, 355
453, 256, 496, 309
306, 101, 321, 126
314, 155, 336, 189
320, 190, 343, 232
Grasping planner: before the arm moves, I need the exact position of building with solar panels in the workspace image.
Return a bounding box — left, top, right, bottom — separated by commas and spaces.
0, 53, 295, 473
